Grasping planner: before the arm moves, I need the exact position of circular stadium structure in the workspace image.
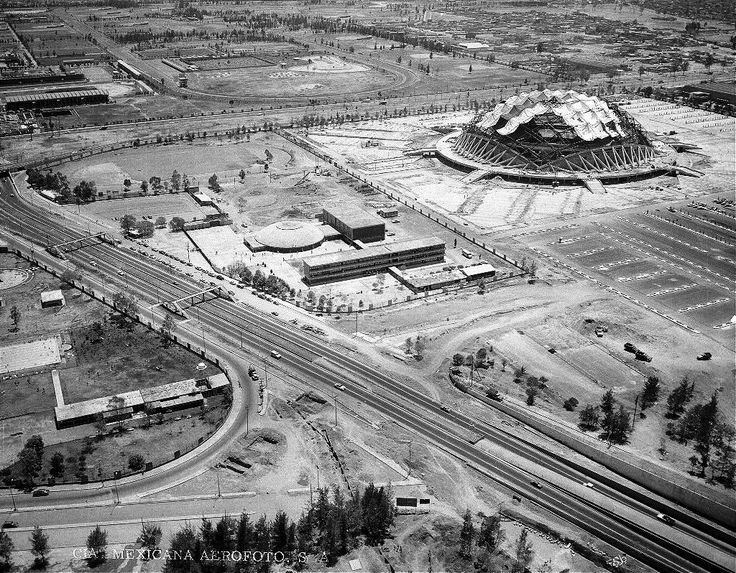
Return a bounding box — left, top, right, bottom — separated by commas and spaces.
249, 220, 324, 253
436, 90, 666, 184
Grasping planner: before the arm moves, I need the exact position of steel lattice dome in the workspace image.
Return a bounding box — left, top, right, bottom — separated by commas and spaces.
445, 89, 658, 178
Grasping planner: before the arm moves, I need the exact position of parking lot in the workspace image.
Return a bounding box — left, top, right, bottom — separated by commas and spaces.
526, 204, 735, 337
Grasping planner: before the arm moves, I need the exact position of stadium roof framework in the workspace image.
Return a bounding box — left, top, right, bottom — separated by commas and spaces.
435, 89, 669, 184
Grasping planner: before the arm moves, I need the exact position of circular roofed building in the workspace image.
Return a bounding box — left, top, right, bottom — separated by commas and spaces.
247, 220, 325, 253
437, 90, 663, 183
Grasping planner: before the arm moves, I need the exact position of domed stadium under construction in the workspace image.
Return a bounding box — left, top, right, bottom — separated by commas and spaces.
436, 90, 668, 184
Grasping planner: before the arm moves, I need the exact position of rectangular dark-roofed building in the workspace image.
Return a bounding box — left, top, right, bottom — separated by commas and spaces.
322, 205, 385, 243
3, 88, 108, 111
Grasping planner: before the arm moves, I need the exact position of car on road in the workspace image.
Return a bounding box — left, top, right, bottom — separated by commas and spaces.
270, 350, 281, 359
530, 481, 543, 489
2, 521, 18, 529
32, 488, 50, 497
333, 383, 346, 391
440, 405, 450, 412
583, 482, 594, 488
89, 261, 97, 267
656, 513, 675, 525
117, 270, 124, 276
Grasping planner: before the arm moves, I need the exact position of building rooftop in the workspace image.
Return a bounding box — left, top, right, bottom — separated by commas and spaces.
252, 220, 324, 251
3, 88, 107, 104
55, 390, 144, 423
303, 237, 445, 268
40, 289, 65, 303
324, 204, 385, 229
461, 263, 496, 278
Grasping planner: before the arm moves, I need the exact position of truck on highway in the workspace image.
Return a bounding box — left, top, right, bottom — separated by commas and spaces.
270, 350, 281, 359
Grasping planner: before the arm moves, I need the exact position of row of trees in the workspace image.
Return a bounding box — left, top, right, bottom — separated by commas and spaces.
665, 381, 735, 487
26, 168, 97, 203
225, 262, 294, 299
162, 483, 394, 572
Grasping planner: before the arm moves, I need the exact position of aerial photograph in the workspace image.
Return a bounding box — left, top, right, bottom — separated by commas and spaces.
0, 0, 733, 572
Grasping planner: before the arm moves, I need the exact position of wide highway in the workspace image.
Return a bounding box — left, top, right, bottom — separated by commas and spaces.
0, 176, 733, 573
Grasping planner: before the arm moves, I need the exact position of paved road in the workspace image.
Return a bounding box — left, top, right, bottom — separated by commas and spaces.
0, 176, 733, 573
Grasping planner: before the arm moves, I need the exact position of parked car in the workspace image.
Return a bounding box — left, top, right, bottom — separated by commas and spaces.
531, 481, 543, 489
333, 383, 346, 391
2, 521, 18, 528
32, 488, 50, 497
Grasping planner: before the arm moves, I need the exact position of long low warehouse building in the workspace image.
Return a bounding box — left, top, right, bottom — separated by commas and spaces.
54, 373, 229, 429
3, 88, 109, 111
302, 237, 445, 285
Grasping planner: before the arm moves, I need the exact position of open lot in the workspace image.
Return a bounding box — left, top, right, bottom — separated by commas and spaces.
75, 192, 217, 225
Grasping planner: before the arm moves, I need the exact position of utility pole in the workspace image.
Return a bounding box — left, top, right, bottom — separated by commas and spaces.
216, 472, 221, 498
333, 394, 338, 426
632, 394, 640, 431
9, 485, 17, 512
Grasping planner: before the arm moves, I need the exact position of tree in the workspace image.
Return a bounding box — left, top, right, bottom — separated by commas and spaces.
563, 397, 579, 411
704, 52, 715, 72
459, 509, 474, 558
138, 523, 162, 555
50, 451, 65, 478
112, 292, 138, 318
478, 512, 504, 553
86, 525, 108, 566
140, 180, 148, 193
18, 435, 44, 487
666, 376, 695, 418
578, 404, 600, 431
512, 528, 534, 573
135, 220, 155, 238
525, 386, 538, 406
160, 314, 175, 346
208, 173, 221, 192
238, 169, 246, 181
10, 306, 21, 331
128, 453, 145, 471
600, 389, 615, 430
30, 526, 50, 569
641, 376, 661, 410
73, 180, 96, 202
452, 353, 464, 366
170, 170, 181, 191
404, 337, 413, 354
169, 217, 185, 232
0, 530, 13, 573
120, 214, 137, 234
713, 422, 736, 485
60, 268, 81, 286
693, 393, 719, 476
163, 524, 199, 572
414, 336, 426, 357
155, 216, 167, 228
608, 406, 631, 445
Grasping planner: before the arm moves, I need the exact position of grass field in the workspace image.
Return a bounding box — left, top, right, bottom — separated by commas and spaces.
77, 192, 216, 223
59, 319, 211, 404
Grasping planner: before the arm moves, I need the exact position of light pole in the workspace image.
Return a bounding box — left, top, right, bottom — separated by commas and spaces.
333, 394, 338, 426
